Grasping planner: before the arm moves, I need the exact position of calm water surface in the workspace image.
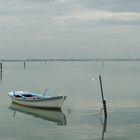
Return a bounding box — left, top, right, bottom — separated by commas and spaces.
0, 61, 140, 140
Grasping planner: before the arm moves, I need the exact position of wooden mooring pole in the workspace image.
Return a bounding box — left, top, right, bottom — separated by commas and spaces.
0, 62, 2, 72
24, 61, 26, 69
99, 75, 107, 118
0, 62, 2, 83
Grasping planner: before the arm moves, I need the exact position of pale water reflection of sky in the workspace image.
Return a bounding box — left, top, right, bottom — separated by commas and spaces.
0, 0, 140, 59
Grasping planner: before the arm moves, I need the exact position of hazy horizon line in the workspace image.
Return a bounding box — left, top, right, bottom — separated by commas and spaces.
1, 58, 140, 62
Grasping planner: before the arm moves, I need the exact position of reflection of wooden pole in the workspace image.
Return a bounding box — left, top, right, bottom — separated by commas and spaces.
103, 116, 107, 133
101, 117, 107, 140
99, 75, 107, 118
0, 71, 2, 83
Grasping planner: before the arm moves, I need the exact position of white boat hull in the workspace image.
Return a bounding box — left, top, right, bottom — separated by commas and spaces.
8, 91, 66, 109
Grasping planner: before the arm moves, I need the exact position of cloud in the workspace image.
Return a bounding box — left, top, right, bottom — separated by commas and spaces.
54, 9, 140, 25
0, 0, 140, 59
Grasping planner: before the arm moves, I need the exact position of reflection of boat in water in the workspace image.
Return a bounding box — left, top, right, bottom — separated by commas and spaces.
9, 102, 66, 125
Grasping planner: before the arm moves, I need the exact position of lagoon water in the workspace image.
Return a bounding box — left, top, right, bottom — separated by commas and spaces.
0, 61, 140, 140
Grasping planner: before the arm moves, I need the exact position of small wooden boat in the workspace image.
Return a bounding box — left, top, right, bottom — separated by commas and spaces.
9, 102, 66, 125
8, 91, 66, 109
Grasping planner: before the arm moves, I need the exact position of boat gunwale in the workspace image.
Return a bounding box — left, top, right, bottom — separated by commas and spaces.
13, 96, 64, 101
8, 93, 66, 102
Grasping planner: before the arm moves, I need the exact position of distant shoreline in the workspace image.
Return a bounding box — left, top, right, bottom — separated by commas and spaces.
1, 58, 140, 62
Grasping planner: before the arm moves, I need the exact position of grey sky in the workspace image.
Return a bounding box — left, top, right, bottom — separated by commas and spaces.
0, 0, 140, 59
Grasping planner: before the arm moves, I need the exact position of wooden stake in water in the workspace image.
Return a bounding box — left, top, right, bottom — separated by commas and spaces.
24, 61, 26, 69
99, 75, 107, 118
0, 62, 2, 72
0, 62, 2, 83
